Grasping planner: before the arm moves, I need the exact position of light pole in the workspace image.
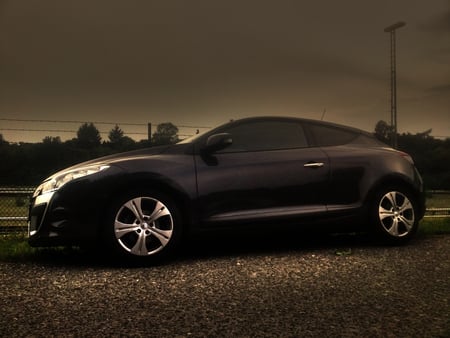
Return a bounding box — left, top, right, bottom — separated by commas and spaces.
384, 21, 405, 149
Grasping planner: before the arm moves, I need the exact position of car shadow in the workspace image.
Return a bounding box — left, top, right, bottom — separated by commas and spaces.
5, 227, 391, 268
178, 228, 374, 261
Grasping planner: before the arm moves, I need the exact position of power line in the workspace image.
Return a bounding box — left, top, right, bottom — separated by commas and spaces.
0, 118, 212, 129
0, 128, 147, 135
1, 118, 448, 139
0, 128, 194, 139
0, 118, 144, 126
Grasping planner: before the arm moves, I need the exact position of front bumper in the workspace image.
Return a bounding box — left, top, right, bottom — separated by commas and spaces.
28, 165, 127, 247
28, 189, 83, 247
28, 184, 105, 247
29, 191, 54, 237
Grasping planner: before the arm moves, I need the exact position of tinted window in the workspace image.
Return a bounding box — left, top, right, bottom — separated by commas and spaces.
352, 133, 386, 146
220, 121, 308, 152
309, 124, 358, 146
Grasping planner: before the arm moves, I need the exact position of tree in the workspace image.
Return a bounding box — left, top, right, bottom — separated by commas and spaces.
42, 136, 62, 144
152, 122, 179, 145
107, 125, 136, 150
76, 123, 101, 148
374, 120, 393, 144
108, 125, 124, 144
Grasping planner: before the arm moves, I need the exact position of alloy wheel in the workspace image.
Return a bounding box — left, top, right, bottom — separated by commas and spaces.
378, 191, 415, 237
114, 196, 174, 256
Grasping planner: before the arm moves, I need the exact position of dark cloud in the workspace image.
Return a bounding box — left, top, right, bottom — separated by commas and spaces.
427, 83, 450, 94
420, 1, 450, 33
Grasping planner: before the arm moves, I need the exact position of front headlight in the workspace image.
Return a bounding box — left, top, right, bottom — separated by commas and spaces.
39, 164, 110, 195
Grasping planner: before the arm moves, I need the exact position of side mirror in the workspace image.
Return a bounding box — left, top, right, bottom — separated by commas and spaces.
202, 133, 232, 153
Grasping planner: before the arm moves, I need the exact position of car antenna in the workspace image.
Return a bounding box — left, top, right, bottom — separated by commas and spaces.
321, 108, 326, 121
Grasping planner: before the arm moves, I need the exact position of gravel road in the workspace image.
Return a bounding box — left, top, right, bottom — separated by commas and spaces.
0, 233, 449, 337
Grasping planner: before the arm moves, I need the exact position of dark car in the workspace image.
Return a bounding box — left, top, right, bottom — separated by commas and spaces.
28, 116, 425, 262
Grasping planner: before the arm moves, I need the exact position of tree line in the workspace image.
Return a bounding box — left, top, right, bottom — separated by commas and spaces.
0, 120, 449, 190
0, 122, 180, 186
374, 120, 450, 190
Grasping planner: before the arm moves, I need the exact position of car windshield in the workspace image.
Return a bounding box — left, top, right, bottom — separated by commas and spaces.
177, 131, 206, 144
177, 121, 230, 144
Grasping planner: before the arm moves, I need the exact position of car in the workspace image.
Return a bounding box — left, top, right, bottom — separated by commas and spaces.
28, 116, 425, 262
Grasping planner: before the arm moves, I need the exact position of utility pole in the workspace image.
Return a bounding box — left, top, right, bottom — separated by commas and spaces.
147, 123, 152, 142
384, 21, 406, 149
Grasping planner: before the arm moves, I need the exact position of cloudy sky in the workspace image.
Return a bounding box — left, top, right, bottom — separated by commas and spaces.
0, 0, 449, 143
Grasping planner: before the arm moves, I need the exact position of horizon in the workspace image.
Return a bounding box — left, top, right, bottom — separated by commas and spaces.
1, 115, 446, 145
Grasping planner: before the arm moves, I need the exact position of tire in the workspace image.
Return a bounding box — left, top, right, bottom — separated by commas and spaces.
103, 190, 182, 263
370, 186, 419, 244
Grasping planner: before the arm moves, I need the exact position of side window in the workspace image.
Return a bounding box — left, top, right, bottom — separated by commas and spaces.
220, 121, 308, 152
309, 124, 358, 146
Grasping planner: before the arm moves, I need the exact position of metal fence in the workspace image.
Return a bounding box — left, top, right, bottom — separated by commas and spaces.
0, 187, 34, 233
0, 187, 449, 234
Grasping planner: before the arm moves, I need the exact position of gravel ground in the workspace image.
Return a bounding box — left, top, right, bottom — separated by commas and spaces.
0, 233, 449, 337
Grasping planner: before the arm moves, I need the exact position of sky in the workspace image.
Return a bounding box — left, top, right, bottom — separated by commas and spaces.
0, 0, 449, 143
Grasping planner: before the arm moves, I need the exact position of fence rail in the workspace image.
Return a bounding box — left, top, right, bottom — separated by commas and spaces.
423, 208, 450, 218
1, 188, 449, 234
0, 187, 35, 194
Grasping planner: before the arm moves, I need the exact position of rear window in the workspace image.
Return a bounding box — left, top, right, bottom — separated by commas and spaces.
308, 124, 358, 146
351, 133, 386, 146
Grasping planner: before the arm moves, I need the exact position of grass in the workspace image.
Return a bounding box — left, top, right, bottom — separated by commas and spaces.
417, 218, 450, 236
0, 233, 80, 262
0, 233, 39, 261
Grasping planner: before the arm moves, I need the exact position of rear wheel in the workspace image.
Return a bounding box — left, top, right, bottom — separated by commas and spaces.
370, 187, 418, 244
104, 190, 182, 262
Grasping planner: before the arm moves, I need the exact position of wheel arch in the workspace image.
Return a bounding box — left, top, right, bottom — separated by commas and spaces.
100, 173, 196, 233
364, 173, 425, 219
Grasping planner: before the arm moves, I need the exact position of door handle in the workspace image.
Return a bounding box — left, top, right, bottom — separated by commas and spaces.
304, 162, 324, 168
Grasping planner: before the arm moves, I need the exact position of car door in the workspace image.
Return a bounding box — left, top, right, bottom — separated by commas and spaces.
194, 119, 330, 225
305, 122, 369, 209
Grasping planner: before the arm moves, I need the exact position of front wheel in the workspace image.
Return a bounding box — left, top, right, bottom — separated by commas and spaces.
370, 187, 419, 244
104, 190, 182, 263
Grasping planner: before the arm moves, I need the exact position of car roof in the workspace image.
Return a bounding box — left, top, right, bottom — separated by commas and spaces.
179, 115, 375, 145
219, 116, 373, 135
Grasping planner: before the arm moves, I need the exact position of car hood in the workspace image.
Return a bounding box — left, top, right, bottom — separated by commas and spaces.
85, 145, 173, 164
46, 144, 190, 180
